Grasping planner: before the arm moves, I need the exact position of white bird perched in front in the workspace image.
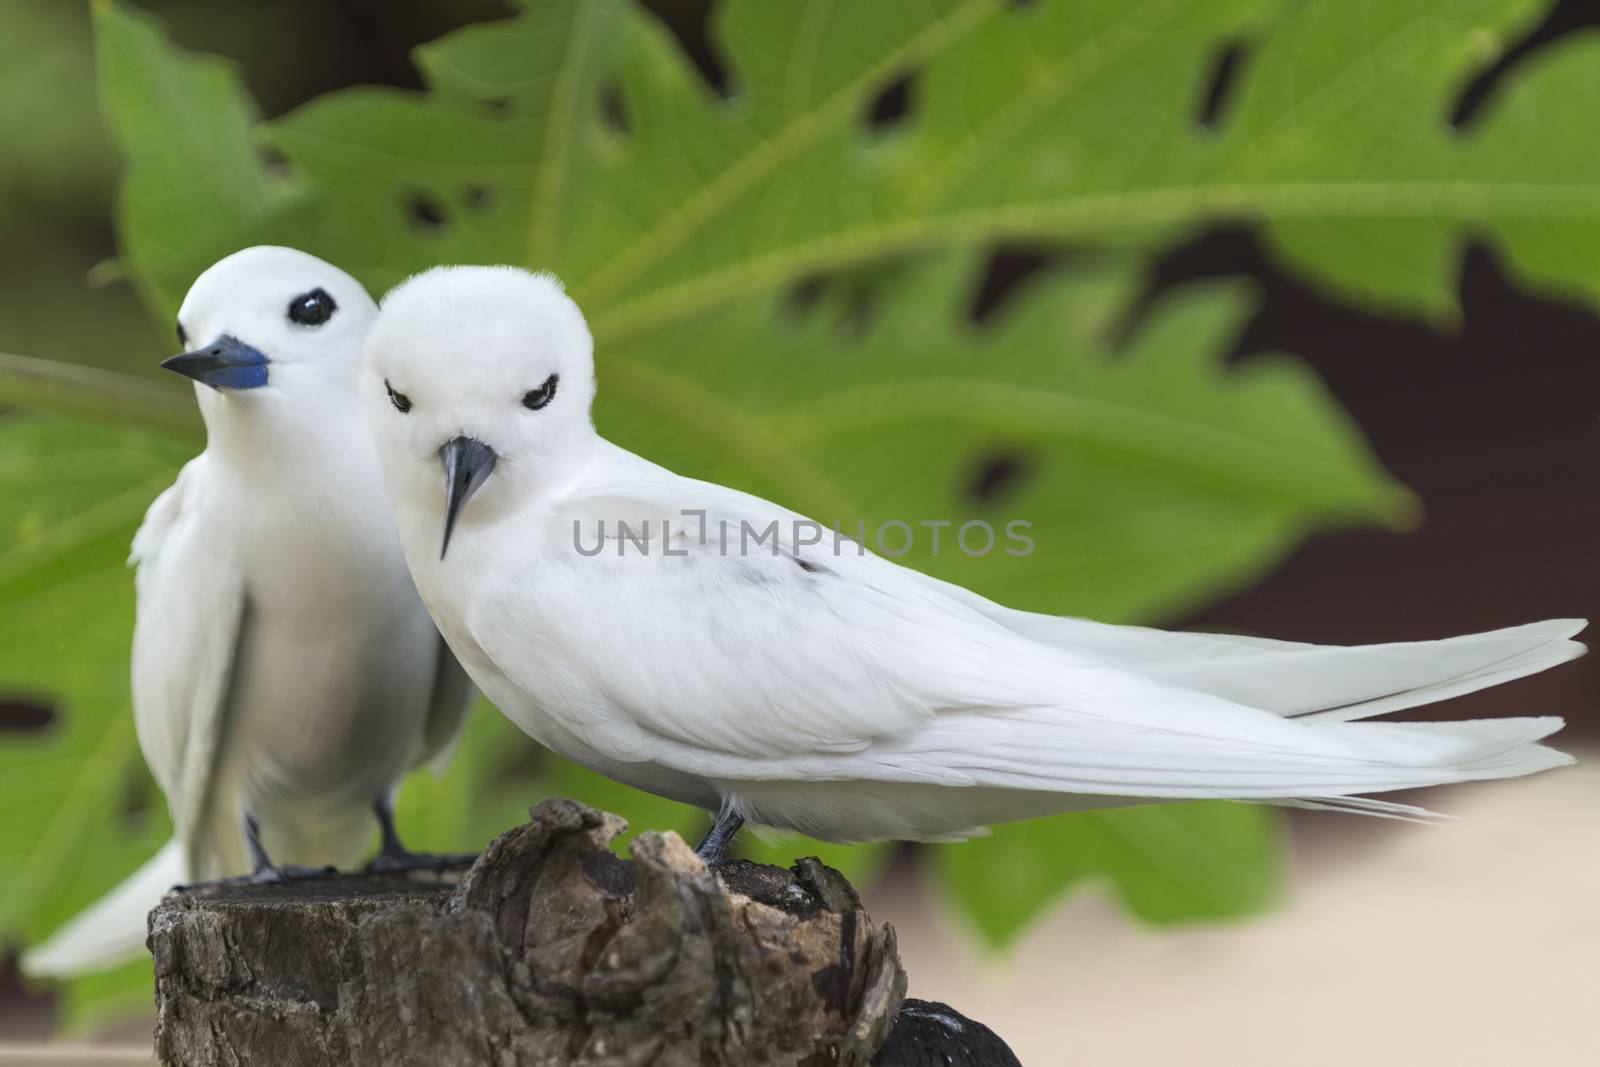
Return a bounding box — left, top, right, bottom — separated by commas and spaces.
24, 247, 475, 978
361, 264, 1582, 860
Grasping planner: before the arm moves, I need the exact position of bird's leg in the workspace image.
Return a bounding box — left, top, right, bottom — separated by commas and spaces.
177, 815, 338, 889
362, 797, 479, 874
242, 814, 338, 884
694, 808, 745, 865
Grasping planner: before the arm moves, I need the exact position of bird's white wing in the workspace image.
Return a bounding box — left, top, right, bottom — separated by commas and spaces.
129, 456, 247, 867
470, 465, 1567, 815
414, 633, 476, 776
470, 471, 1080, 764
587, 458, 1582, 726
462, 472, 1321, 768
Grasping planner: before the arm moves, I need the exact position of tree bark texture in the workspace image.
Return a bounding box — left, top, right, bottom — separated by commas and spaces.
148, 798, 1014, 1066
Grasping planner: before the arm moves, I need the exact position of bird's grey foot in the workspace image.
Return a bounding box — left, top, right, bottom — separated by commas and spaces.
173, 863, 337, 892
233, 813, 339, 885
695, 810, 745, 865
363, 798, 478, 874
247, 863, 339, 885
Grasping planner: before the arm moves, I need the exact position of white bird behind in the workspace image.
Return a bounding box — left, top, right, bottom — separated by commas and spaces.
360, 265, 1580, 853
24, 247, 474, 978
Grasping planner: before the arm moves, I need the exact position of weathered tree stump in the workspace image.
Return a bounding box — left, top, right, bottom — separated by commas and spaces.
148, 798, 1016, 1066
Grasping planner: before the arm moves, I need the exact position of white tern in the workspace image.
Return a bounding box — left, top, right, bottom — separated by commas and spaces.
361, 265, 1582, 860
24, 247, 475, 978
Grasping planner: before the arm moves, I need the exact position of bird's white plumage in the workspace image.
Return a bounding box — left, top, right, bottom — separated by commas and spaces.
361, 265, 1581, 846
25, 247, 474, 978
128, 457, 246, 867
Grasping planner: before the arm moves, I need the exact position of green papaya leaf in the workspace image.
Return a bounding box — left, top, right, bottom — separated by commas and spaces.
937, 802, 1285, 946
91, 0, 288, 317
603, 251, 1408, 618
94, 0, 1600, 327
0, 415, 189, 1027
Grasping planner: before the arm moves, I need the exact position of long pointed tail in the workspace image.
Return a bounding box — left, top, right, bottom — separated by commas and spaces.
22, 838, 185, 978
978, 612, 1586, 721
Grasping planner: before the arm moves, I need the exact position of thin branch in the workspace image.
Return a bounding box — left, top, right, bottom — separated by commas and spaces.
0, 350, 200, 439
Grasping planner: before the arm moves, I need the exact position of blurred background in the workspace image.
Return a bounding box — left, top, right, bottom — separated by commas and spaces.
2, 1, 1598, 1063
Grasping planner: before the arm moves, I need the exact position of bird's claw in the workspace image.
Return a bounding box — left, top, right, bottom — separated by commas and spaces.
249, 864, 339, 885
694, 842, 732, 867
171, 864, 339, 892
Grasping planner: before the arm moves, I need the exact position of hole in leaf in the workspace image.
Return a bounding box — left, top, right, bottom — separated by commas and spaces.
970, 247, 1057, 325
481, 95, 516, 117
785, 274, 827, 319
969, 452, 1030, 506
406, 192, 448, 233
1196, 40, 1248, 131
0, 696, 55, 734
462, 185, 496, 212
867, 71, 916, 131
641, 0, 731, 97
601, 86, 631, 135
1452, 3, 1600, 129
784, 269, 897, 339
839, 285, 878, 341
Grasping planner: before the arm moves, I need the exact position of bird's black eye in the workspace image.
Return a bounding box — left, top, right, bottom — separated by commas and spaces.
385, 379, 412, 414
522, 374, 559, 411
176, 321, 188, 347
287, 287, 337, 327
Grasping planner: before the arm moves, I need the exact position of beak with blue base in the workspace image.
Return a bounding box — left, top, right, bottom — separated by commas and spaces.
161, 335, 270, 391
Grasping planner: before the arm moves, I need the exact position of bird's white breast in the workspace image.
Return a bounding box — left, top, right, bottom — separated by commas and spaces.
178, 443, 438, 867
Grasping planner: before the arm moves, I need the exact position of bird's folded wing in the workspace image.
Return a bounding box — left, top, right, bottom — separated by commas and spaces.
475, 520, 1566, 797
415, 633, 476, 776
129, 457, 247, 865
472, 470, 1569, 802
472, 477, 1336, 772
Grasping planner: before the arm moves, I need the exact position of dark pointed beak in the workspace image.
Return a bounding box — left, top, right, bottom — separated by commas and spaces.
161, 335, 270, 391
440, 435, 497, 559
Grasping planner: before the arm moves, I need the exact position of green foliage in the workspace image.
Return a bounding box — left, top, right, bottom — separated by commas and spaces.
0, 0, 117, 225
610, 252, 1403, 620
0, 0, 160, 377
15, 0, 1592, 1022
92, 0, 287, 321
0, 415, 192, 1025
937, 802, 1284, 946
0, 351, 197, 437
101, 0, 1600, 329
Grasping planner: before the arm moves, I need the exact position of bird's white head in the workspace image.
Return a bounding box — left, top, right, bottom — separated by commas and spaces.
169, 246, 376, 417
362, 266, 597, 559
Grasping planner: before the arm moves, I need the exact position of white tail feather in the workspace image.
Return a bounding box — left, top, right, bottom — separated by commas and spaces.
967, 608, 1586, 722
1284, 624, 1586, 721
21, 838, 185, 978
1270, 796, 1452, 823
900, 713, 1573, 808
